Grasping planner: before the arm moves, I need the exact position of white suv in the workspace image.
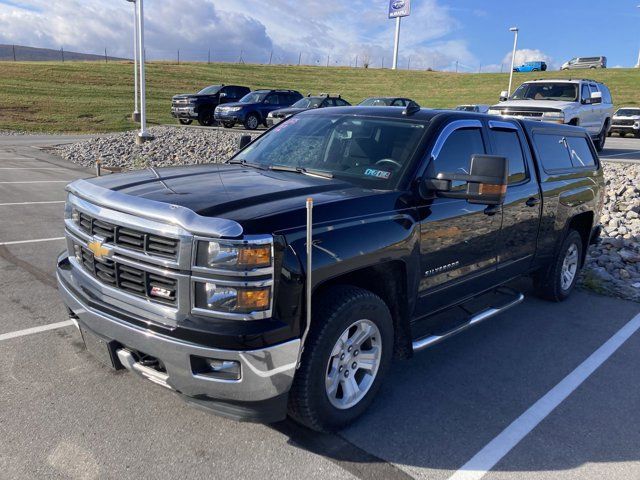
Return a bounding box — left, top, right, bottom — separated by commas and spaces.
488, 79, 614, 151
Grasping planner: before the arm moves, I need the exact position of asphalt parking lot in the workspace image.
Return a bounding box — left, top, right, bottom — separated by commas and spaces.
1, 134, 640, 480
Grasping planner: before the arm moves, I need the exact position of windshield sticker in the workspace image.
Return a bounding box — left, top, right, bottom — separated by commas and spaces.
364, 168, 391, 179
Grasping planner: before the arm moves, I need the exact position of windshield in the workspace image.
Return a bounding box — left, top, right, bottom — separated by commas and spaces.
359, 98, 393, 106
616, 109, 640, 116
197, 85, 222, 95
232, 114, 427, 189
511, 83, 578, 101
239, 92, 268, 104
292, 98, 323, 108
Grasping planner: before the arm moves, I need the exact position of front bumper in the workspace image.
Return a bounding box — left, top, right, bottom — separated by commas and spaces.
610, 124, 639, 133
56, 254, 299, 422
171, 106, 197, 119
214, 110, 243, 123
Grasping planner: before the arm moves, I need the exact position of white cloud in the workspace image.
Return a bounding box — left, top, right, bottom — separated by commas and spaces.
502, 48, 555, 69
0, 0, 476, 69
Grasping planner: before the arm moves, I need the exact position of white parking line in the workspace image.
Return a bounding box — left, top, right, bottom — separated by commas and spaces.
0, 180, 70, 184
601, 150, 640, 158
0, 201, 65, 206
0, 320, 75, 342
448, 311, 640, 480
0, 167, 63, 170
0, 237, 65, 246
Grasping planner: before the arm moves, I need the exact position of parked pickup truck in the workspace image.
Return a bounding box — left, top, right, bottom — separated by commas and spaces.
171, 85, 250, 126
609, 107, 640, 138
57, 107, 604, 432
489, 79, 614, 152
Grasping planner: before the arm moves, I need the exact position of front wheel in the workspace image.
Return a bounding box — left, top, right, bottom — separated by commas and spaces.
244, 113, 260, 130
288, 286, 394, 432
534, 230, 583, 302
197, 110, 215, 126
594, 123, 608, 152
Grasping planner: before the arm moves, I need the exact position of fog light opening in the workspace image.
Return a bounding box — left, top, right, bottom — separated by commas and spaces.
191, 356, 241, 381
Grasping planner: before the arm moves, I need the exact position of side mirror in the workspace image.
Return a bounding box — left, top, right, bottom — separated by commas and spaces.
237, 135, 252, 150
499, 90, 508, 102
590, 91, 602, 104
422, 155, 509, 206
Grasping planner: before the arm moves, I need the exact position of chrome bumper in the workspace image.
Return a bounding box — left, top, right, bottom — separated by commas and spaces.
57, 261, 300, 404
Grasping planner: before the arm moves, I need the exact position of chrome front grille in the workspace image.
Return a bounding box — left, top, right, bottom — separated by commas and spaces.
77, 212, 179, 259
499, 110, 544, 118
79, 246, 177, 305
613, 119, 635, 126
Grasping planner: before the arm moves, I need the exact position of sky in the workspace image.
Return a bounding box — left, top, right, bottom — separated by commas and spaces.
0, 0, 639, 71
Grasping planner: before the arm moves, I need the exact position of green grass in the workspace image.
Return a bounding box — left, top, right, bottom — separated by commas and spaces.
1, 61, 639, 133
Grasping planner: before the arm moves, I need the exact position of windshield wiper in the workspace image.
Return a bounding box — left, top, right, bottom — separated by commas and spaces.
269, 164, 334, 179
227, 159, 266, 170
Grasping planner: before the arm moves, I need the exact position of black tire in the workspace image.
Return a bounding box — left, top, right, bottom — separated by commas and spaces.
288, 286, 394, 432
636, 131, 640, 139
244, 113, 260, 130
534, 230, 583, 302
178, 118, 192, 125
222, 121, 235, 128
594, 122, 608, 152
197, 110, 215, 127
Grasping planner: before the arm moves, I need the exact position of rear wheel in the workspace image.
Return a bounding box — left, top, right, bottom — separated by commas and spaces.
534, 230, 583, 302
222, 121, 235, 128
197, 110, 215, 126
594, 122, 608, 152
178, 118, 192, 125
288, 286, 394, 432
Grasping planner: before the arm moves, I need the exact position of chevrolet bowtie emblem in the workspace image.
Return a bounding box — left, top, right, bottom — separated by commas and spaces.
87, 239, 111, 260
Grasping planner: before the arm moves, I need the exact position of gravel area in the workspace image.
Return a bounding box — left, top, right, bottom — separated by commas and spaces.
55, 126, 640, 302
580, 163, 640, 302
55, 126, 261, 170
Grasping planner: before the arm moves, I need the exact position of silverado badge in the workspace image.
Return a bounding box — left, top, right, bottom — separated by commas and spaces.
87, 239, 111, 260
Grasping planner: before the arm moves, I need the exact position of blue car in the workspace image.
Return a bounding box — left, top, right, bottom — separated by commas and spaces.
513, 61, 547, 72
214, 89, 303, 130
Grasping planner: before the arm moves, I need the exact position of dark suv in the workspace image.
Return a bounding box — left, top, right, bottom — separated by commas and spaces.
171, 85, 250, 126
214, 89, 303, 130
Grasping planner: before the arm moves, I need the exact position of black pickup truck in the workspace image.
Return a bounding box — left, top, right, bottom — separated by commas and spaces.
57, 107, 603, 432
171, 85, 250, 126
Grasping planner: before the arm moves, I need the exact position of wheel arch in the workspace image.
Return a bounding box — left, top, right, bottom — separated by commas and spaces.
566, 211, 594, 267
313, 260, 413, 359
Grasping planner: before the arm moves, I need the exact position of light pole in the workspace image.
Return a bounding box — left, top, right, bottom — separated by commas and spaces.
636, 5, 640, 68
392, 16, 401, 70
125, 0, 140, 122
135, 0, 151, 143
507, 27, 519, 97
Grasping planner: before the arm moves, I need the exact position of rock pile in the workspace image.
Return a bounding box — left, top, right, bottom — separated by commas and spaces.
55, 126, 261, 170
581, 162, 640, 302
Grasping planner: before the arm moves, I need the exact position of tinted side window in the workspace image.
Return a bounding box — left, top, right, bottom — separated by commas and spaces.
534, 134, 572, 170
335, 99, 349, 106
566, 136, 596, 167
581, 85, 591, 102
391, 98, 406, 106
433, 128, 486, 189
600, 85, 612, 104
491, 130, 528, 184
264, 94, 280, 105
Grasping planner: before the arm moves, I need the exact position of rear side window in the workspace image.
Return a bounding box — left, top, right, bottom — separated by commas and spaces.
433, 128, 486, 189
534, 134, 572, 170
566, 136, 596, 167
600, 85, 612, 104
491, 130, 528, 184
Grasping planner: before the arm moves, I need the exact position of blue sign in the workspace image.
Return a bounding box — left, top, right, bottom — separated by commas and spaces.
388, 0, 410, 18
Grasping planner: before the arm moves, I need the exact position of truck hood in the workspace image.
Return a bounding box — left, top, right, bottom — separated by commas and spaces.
491, 100, 574, 111
172, 94, 214, 101
85, 164, 394, 235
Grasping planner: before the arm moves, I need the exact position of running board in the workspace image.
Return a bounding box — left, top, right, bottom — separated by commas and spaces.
412, 288, 525, 352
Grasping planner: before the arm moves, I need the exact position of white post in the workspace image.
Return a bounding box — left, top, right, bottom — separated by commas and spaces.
136, 0, 151, 143
507, 27, 519, 97
636, 5, 640, 68
132, 0, 140, 121
392, 16, 401, 70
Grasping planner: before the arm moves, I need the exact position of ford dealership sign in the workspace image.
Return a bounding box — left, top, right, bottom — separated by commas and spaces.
388, 0, 410, 18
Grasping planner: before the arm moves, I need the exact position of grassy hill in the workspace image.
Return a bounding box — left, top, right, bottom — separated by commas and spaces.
0, 45, 126, 62
0, 61, 638, 133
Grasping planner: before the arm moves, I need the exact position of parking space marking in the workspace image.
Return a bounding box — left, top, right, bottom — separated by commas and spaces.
0, 167, 64, 170
601, 149, 640, 158
0, 320, 75, 342
448, 311, 640, 480
0, 237, 65, 246
0, 180, 71, 184
0, 201, 65, 206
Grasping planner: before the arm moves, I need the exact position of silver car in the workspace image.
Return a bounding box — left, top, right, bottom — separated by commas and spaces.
561, 56, 607, 70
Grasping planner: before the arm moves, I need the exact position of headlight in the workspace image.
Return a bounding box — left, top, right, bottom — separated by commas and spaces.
542, 111, 565, 123
227, 107, 242, 112
196, 240, 272, 270
196, 282, 271, 313
267, 112, 274, 118
488, 109, 502, 115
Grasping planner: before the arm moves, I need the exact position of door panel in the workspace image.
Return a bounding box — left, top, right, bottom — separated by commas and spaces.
414, 121, 502, 318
